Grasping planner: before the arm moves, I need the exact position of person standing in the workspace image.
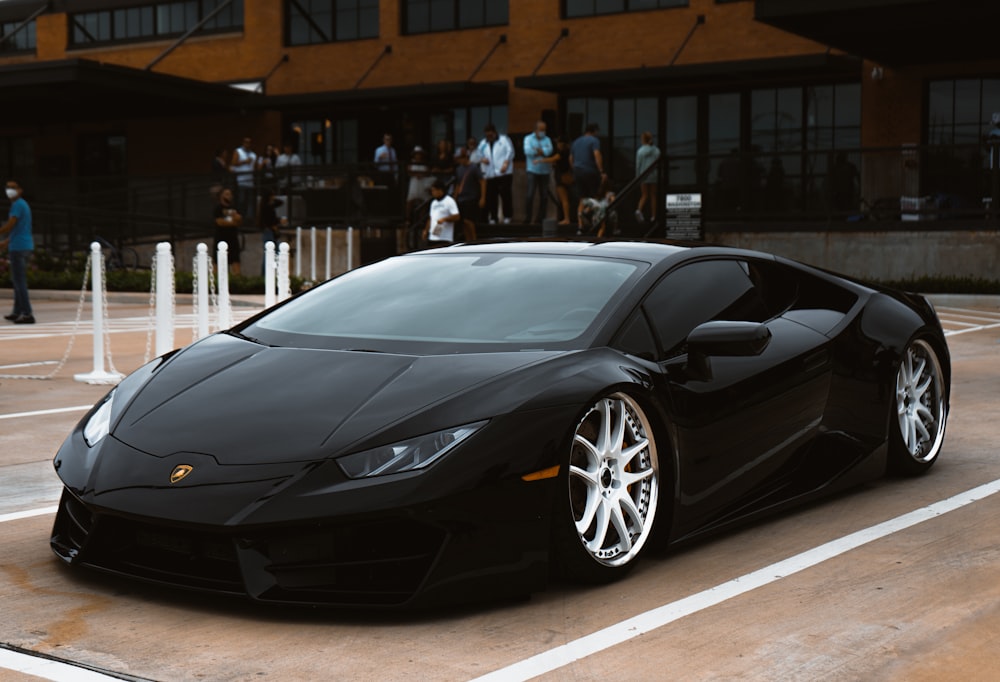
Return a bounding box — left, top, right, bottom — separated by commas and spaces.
374, 132, 398, 184
553, 136, 574, 224
477, 122, 515, 224
423, 179, 461, 247
570, 123, 606, 201
258, 188, 286, 275
634, 131, 661, 223
523, 120, 554, 223
213, 187, 243, 276
230, 137, 257, 221
275, 143, 302, 189
453, 142, 483, 241
0, 180, 34, 324
569, 123, 607, 199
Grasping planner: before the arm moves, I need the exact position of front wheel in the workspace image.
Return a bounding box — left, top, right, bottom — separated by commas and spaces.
889, 337, 948, 475
555, 392, 660, 583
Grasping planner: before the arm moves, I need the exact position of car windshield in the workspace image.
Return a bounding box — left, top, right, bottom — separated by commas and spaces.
239, 252, 644, 353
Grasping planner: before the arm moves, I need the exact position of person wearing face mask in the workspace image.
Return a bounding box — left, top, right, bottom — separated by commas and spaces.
0, 180, 34, 324
523, 120, 554, 224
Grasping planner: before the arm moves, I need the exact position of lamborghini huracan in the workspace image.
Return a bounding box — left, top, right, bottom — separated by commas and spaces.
51, 240, 949, 608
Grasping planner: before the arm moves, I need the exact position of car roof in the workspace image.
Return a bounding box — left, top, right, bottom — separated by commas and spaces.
414, 238, 698, 264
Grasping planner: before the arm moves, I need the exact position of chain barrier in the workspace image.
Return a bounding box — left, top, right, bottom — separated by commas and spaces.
0, 257, 92, 381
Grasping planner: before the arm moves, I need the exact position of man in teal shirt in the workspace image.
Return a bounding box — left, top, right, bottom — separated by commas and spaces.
1, 180, 34, 324
523, 120, 554, 223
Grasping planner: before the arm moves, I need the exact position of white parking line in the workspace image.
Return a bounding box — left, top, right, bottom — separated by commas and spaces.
0, 646, 131, 682
471, 477, 1000, 682
0, 406, 92, 421
0, 505, 58, 524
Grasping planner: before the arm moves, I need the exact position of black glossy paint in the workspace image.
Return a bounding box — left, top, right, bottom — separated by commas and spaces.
50, 239, 950, 608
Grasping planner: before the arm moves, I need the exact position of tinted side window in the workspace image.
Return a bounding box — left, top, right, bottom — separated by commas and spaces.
643, 259, 768, 356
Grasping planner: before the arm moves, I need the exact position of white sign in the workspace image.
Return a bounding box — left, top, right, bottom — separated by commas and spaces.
666, 193, 703, 211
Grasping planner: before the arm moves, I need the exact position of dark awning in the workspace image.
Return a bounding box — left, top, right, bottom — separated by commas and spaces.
515, 54, 861, 95
0, 58, 263, 124
0, 0, 47, 22
754, 0, 1000, 66
265, 80, 508, 115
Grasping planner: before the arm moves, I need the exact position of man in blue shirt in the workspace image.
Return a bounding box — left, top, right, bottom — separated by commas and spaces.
570, 122, 606, 201
1, 180, 34, 324
523, 120, 554, 223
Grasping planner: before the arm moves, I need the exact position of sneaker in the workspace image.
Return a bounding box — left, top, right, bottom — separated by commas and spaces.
488, 218, 497, 225
4, 313, 17, 321
503, 217, 512, 224
13, 314, 35, 324
634, 210, 645, 222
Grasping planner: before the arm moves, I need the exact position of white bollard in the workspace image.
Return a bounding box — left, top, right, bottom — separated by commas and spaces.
264, 241, 277, 308
195, 243, 210, 340
295, 226, 302, 278
325, 226, 332, 280
218, 242, 232, 330
74, 242, 123, 385
154, 241, 175, 357
310, 225, 317, 282
346, 226, 354, 272
278, 242, 291, 301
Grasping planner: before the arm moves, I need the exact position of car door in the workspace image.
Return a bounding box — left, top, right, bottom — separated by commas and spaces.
640, 257, 834, 536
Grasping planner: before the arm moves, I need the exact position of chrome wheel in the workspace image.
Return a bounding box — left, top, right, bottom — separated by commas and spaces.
893, 338, 947, 470
568, 393, 659, 569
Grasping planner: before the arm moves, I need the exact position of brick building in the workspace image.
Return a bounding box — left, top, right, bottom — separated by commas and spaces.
0, 0, 998, 247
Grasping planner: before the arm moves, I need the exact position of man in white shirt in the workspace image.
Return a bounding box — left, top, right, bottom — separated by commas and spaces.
230, 137, 257, 220
423, 179, 461, 246
477, 122, 515, 224
275, 143, 302, 188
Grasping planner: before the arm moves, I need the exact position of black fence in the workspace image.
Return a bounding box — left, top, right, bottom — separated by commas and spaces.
20, 140, 1000, 258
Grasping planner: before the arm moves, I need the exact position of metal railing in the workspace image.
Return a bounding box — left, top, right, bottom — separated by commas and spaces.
19, 141, 1000, 257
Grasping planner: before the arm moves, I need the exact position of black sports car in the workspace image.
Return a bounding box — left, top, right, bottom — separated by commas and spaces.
51, 240, 949, 608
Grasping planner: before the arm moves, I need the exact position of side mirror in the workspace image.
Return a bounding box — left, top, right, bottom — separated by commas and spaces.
687, 320, 771, 357
675, 321, 771, 382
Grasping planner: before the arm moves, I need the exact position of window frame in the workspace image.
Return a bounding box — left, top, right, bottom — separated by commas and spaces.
67, 0, 244, 49
563, 0, 688, 20
401, 0, 508, 36
284, 0, 379, 46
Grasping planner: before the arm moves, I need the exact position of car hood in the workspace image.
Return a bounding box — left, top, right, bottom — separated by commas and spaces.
112, 333, 559, 465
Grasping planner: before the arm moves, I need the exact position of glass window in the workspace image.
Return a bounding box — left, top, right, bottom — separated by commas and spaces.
925, 77, 1000, 204
565, 0, 686, 18
403, 0, 507, 34
286, 0, 378, 45
70, 1, 243, 47
610, 97, 657, 181
665, 95, 697, 186
643, 259, 767, 356
0, 19, 36, 53
244, 253, 644, 353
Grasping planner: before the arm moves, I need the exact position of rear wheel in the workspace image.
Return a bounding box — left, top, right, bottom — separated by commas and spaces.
555, 392, 660, 582
889, 337, 947, 475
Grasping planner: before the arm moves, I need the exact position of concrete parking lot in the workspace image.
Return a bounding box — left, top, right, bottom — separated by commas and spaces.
1, 292, 999, 681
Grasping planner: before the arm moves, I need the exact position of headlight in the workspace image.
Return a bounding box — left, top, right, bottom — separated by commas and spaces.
82, 391, 115, 447
336, 420, 487, 479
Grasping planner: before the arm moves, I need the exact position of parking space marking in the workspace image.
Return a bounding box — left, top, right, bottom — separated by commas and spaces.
937, 306, 1000, 337
0, 406, 92, 421
0, 505, 58, 524
0, 645, 135, 682
471, 477, 1000, 682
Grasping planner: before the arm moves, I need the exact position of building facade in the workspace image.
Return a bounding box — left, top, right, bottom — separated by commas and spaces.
0, 0, 998, 244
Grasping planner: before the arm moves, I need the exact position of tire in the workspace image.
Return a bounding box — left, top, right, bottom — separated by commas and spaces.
555, 392, 660, 583
889, 337, 948, 475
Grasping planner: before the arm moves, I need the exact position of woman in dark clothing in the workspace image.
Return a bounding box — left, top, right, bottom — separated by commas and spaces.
213, 187, 243, 275
553, 136, 574, 224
